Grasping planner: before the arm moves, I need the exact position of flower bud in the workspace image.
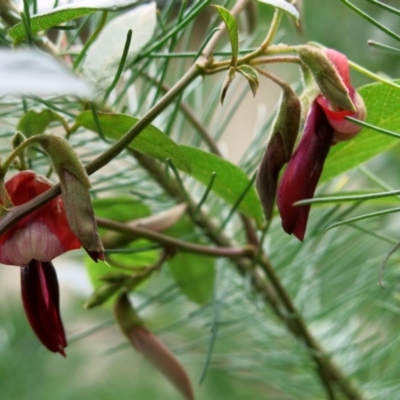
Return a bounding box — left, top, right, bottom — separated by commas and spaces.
12, 131, 26, 149
114, 294, 195, 400
59, 169, 104, 261
38, 135, 104, 260
256, 88, 301, 220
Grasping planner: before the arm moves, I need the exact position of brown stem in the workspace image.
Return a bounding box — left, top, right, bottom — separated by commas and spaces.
96, 216, 255, 259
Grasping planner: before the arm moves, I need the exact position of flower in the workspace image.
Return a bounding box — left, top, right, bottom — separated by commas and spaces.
277, 49, 366, 240
277, 101, 333, 240
0, 170, 101, 355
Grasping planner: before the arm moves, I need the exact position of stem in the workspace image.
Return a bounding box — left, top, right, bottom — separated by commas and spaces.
132, 151, 362, 399
260, 9, 282, 51
258, 257, 364, 399
0, 134, 46, 173
97, 217, 255, 259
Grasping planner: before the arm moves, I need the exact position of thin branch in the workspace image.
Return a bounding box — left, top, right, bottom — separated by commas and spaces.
97, 216, 255, 259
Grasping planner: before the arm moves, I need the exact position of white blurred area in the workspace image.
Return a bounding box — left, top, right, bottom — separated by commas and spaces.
18, 0, 91, 13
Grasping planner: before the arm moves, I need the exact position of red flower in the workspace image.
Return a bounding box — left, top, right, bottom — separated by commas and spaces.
317, 49, 366, 144
0, 171, 89, 355
277, 49, 366, 240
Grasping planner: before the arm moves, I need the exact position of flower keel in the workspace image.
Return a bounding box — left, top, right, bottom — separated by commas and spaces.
277, 102, 334, 240
21, 261, 67, 356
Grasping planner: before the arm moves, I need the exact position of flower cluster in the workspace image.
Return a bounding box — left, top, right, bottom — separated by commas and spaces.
258, 48, 366, 241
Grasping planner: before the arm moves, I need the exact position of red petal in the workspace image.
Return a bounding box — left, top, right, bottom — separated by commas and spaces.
317, 92, 365, 142
20, 260, 67, 356
323, 48, 351, 89
0, 171, 81, 265
277, 101, 334, 240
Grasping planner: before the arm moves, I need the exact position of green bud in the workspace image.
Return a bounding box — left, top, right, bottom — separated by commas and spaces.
38, 135, 104, 260
297, 45, 356, 112
12, 131, 26, 149
60, 169, 104, 258
38, 135, 91, 188
256, 87, 301, 220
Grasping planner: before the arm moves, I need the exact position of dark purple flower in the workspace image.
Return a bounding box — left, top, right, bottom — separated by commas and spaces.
0, 171, 103, 355
277, 49, 366, 240
21, 261, 67, 356
277, 101, 333, 240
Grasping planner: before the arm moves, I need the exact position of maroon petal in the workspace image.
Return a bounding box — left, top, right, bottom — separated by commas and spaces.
0, 171, 81, 266
277, 101, 334, 240
20, 260, 67, 356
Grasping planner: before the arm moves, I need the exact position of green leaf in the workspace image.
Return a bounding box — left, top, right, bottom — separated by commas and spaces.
213, 6, 239, 65
8, 0, 141, 42
179, 146, 264, 224
82, 2, 156, 95
321, 82, 400, 183
255, 0, 300, 22
237, 65, 259, 96
72, 111, 191, 173
168, 252, 215, 304
93, 197, 151, 222
17, 109, 67, 136
106, 239, 160, 269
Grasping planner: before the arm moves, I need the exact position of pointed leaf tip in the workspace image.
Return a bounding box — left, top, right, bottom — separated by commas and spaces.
237, 65, 259, 96
220, 67, 237, 104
